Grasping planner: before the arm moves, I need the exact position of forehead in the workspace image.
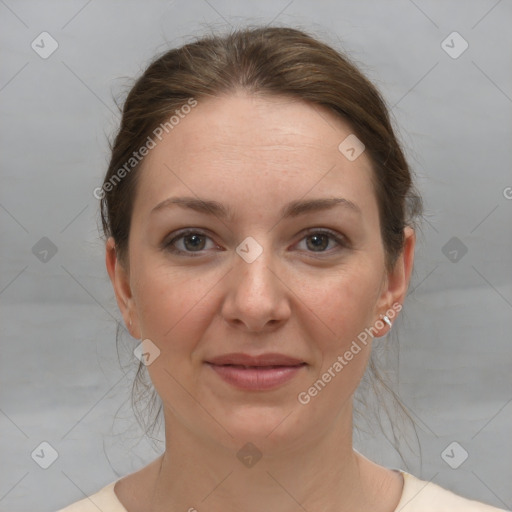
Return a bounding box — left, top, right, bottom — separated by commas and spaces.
133, 92, 377, 220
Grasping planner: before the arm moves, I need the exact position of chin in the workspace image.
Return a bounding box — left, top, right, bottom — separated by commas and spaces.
214, 405, 310, 451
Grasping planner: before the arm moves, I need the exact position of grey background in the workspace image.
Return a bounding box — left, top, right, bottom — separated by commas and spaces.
1, 1, 511, 511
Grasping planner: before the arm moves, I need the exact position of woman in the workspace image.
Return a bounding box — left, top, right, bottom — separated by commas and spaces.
58, 26, 508, 511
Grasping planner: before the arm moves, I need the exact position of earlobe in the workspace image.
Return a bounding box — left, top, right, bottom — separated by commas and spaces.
105, 237, 138, 337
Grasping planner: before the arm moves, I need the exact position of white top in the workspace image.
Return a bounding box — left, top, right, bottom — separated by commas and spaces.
56, 469, 509, 511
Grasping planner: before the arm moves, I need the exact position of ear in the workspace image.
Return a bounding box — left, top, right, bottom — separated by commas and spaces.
105, 237, 141, 339
374, 226, 416, 334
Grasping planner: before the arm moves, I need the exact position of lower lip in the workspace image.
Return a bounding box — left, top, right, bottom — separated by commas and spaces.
206, 363, 306, 390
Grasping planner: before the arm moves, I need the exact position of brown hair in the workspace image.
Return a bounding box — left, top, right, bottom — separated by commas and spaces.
102, 26, 422, 460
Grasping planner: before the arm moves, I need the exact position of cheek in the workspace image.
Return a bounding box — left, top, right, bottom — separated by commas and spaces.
301, 263, 382, 342
132, 262, 221, 347
132, 267, 218, 400
297, 274, 378, 414
300, 262, 382, 390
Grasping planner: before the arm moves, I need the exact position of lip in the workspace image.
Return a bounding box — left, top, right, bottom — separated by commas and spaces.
205, 353, 307, 391
206, 352, 305, 367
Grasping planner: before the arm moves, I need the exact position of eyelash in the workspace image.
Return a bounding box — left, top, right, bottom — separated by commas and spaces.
162, 228, 349, 257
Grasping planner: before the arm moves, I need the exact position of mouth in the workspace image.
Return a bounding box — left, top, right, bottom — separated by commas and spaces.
205, 352, 306, 367
212, 364, 306, 369
204, 354, 307, 390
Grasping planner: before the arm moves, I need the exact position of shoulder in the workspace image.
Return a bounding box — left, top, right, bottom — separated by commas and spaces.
56, 481, 127, 512
395, 470, 510, 512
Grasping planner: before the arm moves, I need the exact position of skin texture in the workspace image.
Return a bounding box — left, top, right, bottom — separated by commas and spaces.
106, 92, 415, 512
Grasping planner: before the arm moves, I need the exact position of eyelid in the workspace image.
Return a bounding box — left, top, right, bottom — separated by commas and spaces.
162, 228, 220, 256
299, 227, 349, 247
294, 228, 350, 256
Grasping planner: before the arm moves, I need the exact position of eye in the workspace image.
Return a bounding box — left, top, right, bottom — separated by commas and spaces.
162, 228, 348, 257
295, 229, 347, 254
163, 229, 218, 256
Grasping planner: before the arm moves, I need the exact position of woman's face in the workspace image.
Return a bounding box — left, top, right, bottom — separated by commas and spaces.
107, 92, 414, 452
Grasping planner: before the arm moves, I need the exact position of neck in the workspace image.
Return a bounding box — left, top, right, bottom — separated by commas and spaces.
146, 402, 395, 512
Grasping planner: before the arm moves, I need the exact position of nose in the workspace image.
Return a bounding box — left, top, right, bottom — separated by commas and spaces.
220, 242, 291, 333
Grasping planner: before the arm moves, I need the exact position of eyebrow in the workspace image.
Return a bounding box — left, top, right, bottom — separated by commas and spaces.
150, 196, 361, 219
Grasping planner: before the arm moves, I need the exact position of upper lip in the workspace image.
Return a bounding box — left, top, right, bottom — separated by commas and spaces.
206, 353, 306, 367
